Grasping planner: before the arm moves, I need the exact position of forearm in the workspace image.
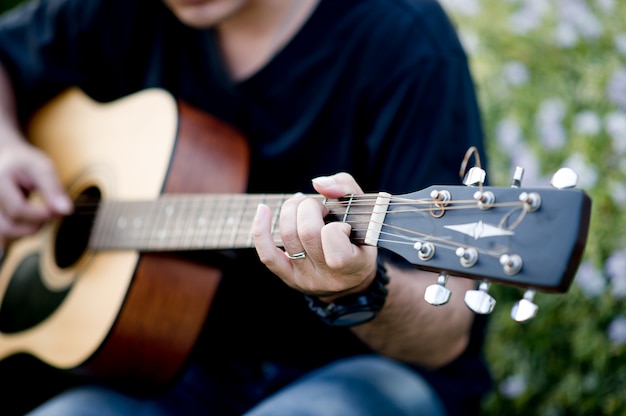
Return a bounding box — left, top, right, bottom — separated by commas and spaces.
352, 261, 476, 368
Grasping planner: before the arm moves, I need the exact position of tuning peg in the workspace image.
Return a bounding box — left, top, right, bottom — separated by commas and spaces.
463, 167, 486, 187
464, 282, 496, 314
456, 247, 478, 268
510, 289, 538, 322
500, 254, 523, 275
424, 273, 451, 306
414, 241, 435, 261
550, 167, 579, 189
510, 166, 524, 188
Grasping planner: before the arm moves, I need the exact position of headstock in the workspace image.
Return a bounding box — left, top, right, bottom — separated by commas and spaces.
354, 166, 592, 322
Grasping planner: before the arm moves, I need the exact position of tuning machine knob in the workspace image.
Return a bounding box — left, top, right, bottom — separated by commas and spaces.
510, 289, 538, 322
424, 273, 451, 306
551, 167, 579, 189
463, 167, 486, 187
464, 282, 496, 314
510, 166, 524, 188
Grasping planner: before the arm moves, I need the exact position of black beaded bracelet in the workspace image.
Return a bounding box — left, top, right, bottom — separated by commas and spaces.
304, 258, 390, 327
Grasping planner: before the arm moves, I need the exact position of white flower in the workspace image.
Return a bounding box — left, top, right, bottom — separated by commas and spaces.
536, 98, 568, 151
499, 374, 528, 399
607, 67, 626, 110
538, 98, 567, 122
558, 0, 604, 40
554, 21, 580, 48
606, 250, 626, 299
502, 61, 530, 86
509, 8, 542, 35
607, 315, 626, 346
609, 181, 626, 207
573, 110, 602, 136
595, 0, 616, 14
605, 111, 626, 154
564, 153, 598, 189
575, 261, 607, 297
495, 117, 524, 149
538, 122, 567, 150
614, 33, 626, 56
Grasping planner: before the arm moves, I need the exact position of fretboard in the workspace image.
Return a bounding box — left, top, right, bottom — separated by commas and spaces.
87, 193, 380, 252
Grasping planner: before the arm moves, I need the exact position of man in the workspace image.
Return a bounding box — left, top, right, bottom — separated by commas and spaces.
0, 0, 491, 414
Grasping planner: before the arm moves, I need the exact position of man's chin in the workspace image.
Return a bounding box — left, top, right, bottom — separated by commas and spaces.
164, 0, 243, 29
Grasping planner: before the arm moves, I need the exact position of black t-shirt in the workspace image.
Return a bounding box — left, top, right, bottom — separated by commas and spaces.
0, 0, 492, 414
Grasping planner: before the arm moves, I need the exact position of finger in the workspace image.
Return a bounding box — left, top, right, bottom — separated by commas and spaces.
311, 172, 363, 199
295, 196, 326, 263
252, 203, 292, 273
279, 193, 307, 258
321, 221, 376, 274
0, 213, 41, 239
0, 177, 51, 223
27, 159, 73, 215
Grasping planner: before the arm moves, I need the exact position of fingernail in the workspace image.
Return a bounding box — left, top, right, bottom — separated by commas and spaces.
312, 176, 335, 186
54, 196, 73, 213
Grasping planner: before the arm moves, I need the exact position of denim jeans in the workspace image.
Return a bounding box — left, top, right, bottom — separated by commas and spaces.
26, 355, 446, 416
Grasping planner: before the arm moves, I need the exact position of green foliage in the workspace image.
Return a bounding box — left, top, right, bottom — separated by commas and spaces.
442, 0, 626, 414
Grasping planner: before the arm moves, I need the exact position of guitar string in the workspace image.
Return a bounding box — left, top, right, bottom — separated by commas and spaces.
67, 197, 528, 233
68, 194, 530, 263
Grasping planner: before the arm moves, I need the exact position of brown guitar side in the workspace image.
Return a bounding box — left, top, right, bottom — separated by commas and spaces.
78, 99, 250, 391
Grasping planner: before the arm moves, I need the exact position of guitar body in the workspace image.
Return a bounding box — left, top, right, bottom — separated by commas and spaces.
0, 89, 250, 390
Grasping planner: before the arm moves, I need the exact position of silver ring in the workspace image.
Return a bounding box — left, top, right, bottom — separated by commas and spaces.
286, 251, 306, 260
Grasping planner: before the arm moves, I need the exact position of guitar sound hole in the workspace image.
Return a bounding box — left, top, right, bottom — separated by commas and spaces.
55, 186, 101, 269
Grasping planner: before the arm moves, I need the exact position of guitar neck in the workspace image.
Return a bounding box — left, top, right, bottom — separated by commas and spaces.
88, 193, 379, 252
84, 184, 591, 293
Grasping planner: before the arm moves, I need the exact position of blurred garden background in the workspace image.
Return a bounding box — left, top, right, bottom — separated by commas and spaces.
0, 0, 625, 414
440, 0, 626, 414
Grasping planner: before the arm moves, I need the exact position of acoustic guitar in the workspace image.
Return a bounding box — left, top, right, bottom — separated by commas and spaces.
0, 88, 592, 391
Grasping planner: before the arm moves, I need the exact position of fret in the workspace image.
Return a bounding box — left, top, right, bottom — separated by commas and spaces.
238, 195, 253, 247
271, 195, 284, 246
136, 199, 159, 248
91, 200, 121, 249
191, 196, 215, 249
123, 201, 148, 248
150, 198, 176, 250
238, 194, 259, 248
180, 196, 201, 249
167, 198, 187, 248
210, 196, 230, 249
223, 195, 245, 249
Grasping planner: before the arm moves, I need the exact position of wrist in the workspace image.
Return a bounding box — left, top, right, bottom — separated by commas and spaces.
316, 263, 377, 304
304, 257, 390, 327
